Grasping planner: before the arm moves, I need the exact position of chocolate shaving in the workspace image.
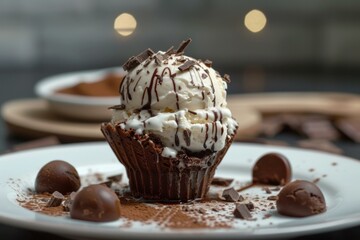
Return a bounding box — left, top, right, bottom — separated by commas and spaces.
154, 54, 163, 65
108, 104, 125, 110
222, 187, 239, 202
211, 177, 234, 187
238, 195, 245, 202
203, 59, 212, 67
107, 174, 123, 183
201, 73, 208, 79
46, 191, 64, 207
176, 38, 192, 53
136, 69, 143, 75
234, 203, 252, 219
178, 60, 195, 72
263, 187, 272, 194
123, 48, 154, 71
188, 110, 197, 115
223, 74, 231, 83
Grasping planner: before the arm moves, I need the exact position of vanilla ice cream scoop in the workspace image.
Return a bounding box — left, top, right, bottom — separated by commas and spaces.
111, 39, 238, 157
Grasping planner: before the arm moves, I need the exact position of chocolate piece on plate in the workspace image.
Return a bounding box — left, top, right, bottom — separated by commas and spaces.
46, 191, 64, 207
234, 203, 252, 219
222, 187, 240, 202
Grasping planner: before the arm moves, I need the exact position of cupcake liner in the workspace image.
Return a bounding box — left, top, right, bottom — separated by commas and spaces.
101, 122, 236, 202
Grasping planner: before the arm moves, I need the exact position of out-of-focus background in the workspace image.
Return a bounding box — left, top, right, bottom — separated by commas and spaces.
1, 0, 360, 152
1, 0, 360, 93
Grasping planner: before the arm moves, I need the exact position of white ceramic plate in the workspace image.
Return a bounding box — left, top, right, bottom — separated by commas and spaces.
1, 142, 360, 239
34, 67, 125, 121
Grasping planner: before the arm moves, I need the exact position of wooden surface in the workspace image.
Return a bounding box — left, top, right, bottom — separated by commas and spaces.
227, 92, 360, 116
1, 99, 262, 142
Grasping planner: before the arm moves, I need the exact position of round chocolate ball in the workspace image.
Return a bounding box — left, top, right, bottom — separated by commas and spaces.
70, 184, 121, 222
276, 180, 326, 217
35, 160, 81, 195
252, 153, 292, 185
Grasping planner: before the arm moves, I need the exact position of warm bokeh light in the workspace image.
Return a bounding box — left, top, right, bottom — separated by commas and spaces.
244, 9, 267, 33
114, 13, 137, 36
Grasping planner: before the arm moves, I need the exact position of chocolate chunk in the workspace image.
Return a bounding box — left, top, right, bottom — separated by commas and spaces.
136, 69, 142, 75
176, 38, 192, 53
211, 177, 234, 187
123, 48, 154, 71
297, 140, 343, 154
107, 174, 123, 183
234, 203, 252, 219
35, 160, 81, 195
154, 54, 163, 65
276, 180, 326, 217
267, 195, 279, 201
222, 187, 239, 202
203, 59, 212, 67
201, 73, 208, 79
108, 104, 125, 110
100, 181, 113, 188
223, 74, 231, 83
245, 202, 255, 211
252, 153, 292, 186
336, 118, 360, 143
46, 191, 64, 207
70, 185, 121, 222
178, 60, 195, 72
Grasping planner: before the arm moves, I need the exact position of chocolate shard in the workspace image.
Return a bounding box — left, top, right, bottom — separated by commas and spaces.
238, 195, 245, 202
62, 191, 77, 211
234, 203, 252, 219
222, 187, 240, 202
46, 191, 64, 207
122, 48, 154, 71
211, 177, 234, 187
154, 54, 164, 65
263, 187, 272, 194
178, 60, 195, 72
165, 46, 175, 55
223, 74, 231, 83
176, 38, 192, 53
203, 59, 212, 67
107, 174, 123, 183
108, 104, 125, 110
201, 73, 208, 79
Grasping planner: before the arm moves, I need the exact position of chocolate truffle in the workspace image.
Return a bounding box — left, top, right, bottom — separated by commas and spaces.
35, 160, 81, 195
252, 153, 291, 185
70, 184, 121, 222
276, 180, 326, 217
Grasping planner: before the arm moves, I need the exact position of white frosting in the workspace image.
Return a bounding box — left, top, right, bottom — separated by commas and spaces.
112, 51, 238, 157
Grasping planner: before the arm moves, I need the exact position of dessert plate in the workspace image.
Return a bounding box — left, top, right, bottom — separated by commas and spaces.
0, 142, 360, 239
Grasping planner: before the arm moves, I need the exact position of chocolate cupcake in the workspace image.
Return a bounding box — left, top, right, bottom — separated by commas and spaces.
101, 39, 238, 202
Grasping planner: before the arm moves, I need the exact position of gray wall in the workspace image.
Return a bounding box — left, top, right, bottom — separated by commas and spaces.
1, 0, 360, 71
